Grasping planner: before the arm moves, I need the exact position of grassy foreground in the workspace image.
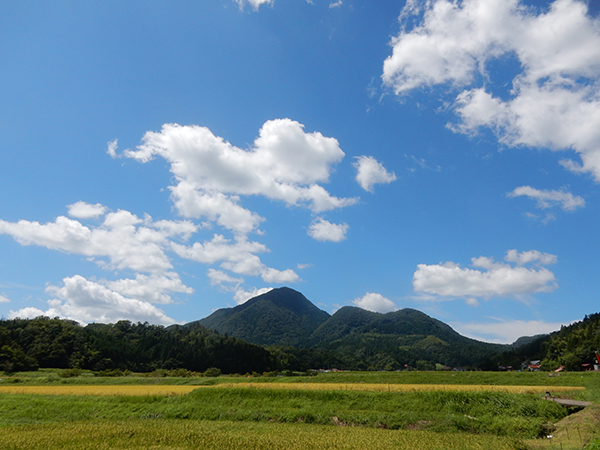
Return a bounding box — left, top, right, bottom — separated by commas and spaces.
0, 370, 598, 449
0, 386, 567, 436
0, 419, 522, 450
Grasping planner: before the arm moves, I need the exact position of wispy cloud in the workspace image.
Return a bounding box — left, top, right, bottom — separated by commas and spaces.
451, 318, 566, 344
234, 0, 273, 12
508, 186, 585, 212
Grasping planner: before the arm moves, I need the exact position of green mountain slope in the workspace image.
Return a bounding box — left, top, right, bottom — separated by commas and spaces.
309, 306, 507, 369
195, 288, 508, 369
309, 306, 466, 345
542, 313, 600, 370
193, 287, 331, 347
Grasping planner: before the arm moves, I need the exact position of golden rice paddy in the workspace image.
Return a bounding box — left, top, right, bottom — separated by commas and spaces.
0, 382, 584, 396
0, 419, 521, 450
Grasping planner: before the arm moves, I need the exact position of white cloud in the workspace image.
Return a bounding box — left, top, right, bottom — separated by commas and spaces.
353, 156, 397, 192
307, 218, 349, 242
207, 269, 244, 287
451, 318, 565, 344
107, 139, 118, 159
260, 267, 299, 283
0, 206, 200, 305
0, 294, 10, 303
169, 182, 264, 235
172, 234, 299, 283
329, 0, 343, 8
383, 0, 600, 180
206, 271, 278, 306
504, 249, 557, 266
0, 200, 300, 308
233, 286, 273, 305
0, 210, 196, 274
105, 273, 193, 305
121, 119, 357, 234
67, 201, 108, 219
10, 275, 176, 325
465, 297, 479, 307
508, 186, 585, 212
352, 292, 398, 313
413, 250, 558, 300
8, 307, 45, 319
234, 0, 273, 11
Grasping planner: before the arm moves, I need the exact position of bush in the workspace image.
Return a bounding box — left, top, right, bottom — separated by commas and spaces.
204, 367, 221, 377
59, 368, 82, 378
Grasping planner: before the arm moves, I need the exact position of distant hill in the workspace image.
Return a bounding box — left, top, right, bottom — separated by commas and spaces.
193, 287, 331, 347
309, 306, 506, 369
484, 333, 553, 371
195, 287, 508, 369
511, 334, 548, 348
541, 313, 600, 370
309, 306, 467, 346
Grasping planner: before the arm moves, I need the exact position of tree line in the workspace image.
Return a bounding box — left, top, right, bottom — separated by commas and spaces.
0, 317, 333, 374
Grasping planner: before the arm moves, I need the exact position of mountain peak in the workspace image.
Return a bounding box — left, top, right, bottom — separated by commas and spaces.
243, 287, 319, 315
194, 287, 330, 347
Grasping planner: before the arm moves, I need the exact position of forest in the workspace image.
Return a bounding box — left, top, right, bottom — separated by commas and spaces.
2, 312, 600, 374
0, 317, 331, 374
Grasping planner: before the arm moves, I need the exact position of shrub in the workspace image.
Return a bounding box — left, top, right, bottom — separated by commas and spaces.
59, 368, 82, 378
204, 367, 221, 377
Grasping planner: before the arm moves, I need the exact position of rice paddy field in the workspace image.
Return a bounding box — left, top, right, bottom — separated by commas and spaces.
0, 370, 598, 449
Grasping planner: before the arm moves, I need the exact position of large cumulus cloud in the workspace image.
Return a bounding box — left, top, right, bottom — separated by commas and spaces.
383, 0, 600, 180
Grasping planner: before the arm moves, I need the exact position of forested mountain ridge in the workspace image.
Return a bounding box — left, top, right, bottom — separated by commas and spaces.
309, 306, 471, 345
541, 313, 600, 370
194, 287, 330, 346
4, 288, 598, 373
307, 306, 507, 370
195, 287, 509, 369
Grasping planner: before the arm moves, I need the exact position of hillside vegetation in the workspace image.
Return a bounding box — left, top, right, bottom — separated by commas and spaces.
3, 288, 600, 374
0, 318, 275, 374
194, 288, 510, 369
542, 313, 600, 371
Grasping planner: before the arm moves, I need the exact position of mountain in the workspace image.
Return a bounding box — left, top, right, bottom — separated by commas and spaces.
309, 306, 506, 369
193, 287, 331, 347
309, 306, 467, 346
195, 287, 508, 369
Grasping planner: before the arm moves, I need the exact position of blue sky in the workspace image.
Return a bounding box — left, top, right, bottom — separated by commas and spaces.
1, 0, 599, 343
